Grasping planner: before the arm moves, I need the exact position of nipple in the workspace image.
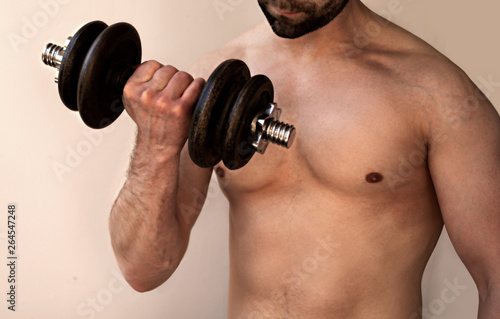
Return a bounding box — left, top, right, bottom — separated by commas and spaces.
365, 172, 384, 183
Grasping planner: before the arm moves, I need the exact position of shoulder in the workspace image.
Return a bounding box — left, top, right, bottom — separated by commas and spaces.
394, 42, 498, 146
371, 21, 471, 93
376, 20, 490, 119
188, 22, 269, 79
347, 12, 473, 98
395, 46, 478, 111
400, 48, 491, 130
359, 15, 499, 139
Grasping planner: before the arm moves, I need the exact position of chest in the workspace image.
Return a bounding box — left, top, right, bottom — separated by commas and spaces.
216, 62, 428, 197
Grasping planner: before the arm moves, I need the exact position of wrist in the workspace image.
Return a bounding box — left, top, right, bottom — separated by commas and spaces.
134, 130, 185, 161
132, 143, 180, 169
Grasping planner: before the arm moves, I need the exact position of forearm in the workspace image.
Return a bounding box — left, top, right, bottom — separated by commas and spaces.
109, 140, 186, 292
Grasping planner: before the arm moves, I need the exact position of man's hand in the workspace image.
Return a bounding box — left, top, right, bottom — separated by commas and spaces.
123, 61, 205, 156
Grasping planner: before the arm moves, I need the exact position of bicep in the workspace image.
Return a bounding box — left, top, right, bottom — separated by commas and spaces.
428, 86, 500, 291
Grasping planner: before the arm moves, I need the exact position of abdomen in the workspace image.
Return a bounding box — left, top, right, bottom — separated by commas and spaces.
227, 183, 443, 319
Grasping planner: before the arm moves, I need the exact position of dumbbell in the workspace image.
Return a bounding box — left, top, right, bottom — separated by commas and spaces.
41, 21, 296, 170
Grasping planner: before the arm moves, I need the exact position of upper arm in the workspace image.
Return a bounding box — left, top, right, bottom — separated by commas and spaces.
426, 66, 500, 295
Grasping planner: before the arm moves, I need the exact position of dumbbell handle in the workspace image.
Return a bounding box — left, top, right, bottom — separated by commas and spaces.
110, 66, 136, 95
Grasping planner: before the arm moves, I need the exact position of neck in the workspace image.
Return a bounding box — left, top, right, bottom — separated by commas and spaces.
266, 0, 371, 59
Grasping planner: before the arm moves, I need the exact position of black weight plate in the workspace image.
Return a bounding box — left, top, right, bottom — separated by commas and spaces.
188, 59, 251, 168
78, 22, 141, 129
221, 74, 274, 170
58, 21, 108, 111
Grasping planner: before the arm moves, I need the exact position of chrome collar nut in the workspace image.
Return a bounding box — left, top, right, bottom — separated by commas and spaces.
42, 36, 72, 83
251, 102, 296, 154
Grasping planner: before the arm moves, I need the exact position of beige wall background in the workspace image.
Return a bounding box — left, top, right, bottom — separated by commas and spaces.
1, 0, 499, 318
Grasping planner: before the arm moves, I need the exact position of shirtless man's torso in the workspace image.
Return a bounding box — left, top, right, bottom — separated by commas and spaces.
109, 1, 500, 318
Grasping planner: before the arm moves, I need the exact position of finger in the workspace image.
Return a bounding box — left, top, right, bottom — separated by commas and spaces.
129, 60, 163, 83
165, 71, 196, 100
180, 77, 206, 106
148, 65, 179, 91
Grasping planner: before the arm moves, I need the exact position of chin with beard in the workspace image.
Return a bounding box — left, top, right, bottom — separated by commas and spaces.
258, 0, 350, 39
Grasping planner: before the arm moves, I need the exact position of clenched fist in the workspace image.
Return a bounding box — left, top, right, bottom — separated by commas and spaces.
123, 61, 205, 155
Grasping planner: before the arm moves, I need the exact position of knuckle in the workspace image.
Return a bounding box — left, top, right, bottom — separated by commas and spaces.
163, 64, 179, 73
123, 81, 139, 101
143, 60, 162, 69
140, 88, 156, 105
123, 82, 133, 99
175, 71, 194, 83
157, 97, 188, 118
156, 97, 177, 113
136, 60, 163, 78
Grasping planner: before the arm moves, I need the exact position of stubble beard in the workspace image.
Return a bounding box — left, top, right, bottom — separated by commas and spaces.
258, 0, 350, 39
